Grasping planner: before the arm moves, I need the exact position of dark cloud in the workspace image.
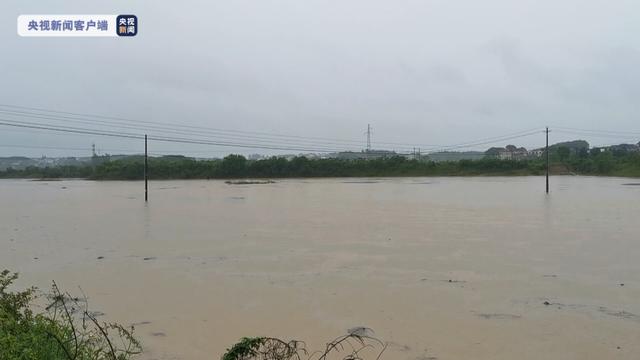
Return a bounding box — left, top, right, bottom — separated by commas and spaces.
1, 0, 639, 157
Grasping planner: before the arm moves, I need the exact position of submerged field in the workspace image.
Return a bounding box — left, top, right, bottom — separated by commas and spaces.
2, 177, 640, 359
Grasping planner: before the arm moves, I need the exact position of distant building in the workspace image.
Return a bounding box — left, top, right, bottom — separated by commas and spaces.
247, 154, 264, 161
485, 145, 528, 160
427, 151, 485, 162
528, 149, 544, 158
549, 140, 589, 155
333, 150, 398, 160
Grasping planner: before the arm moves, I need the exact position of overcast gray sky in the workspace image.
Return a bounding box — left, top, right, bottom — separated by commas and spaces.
1, 0, 639, 157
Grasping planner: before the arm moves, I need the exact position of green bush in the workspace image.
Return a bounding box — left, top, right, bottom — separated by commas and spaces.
221, 332, 386, 360
0, 270, 141, 360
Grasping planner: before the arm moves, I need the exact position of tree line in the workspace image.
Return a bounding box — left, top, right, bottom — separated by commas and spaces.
0, 147, 639, 180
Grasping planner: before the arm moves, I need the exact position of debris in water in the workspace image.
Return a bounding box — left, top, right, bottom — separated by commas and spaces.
97, 256, 104, 260
143, 257, 156, 261
387, 341, 411, 352
132, 321, 152, 326
444, 279, 466, 283
477, 313, 521, 320
347, 326, 375, 337
225, 180, 275, 185
597, 306, 640, 321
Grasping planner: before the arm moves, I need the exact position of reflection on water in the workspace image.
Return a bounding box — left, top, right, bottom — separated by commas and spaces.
1, 176, 639, 360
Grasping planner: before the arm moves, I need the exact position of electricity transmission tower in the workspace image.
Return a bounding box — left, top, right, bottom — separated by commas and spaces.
365, 124, 372, 151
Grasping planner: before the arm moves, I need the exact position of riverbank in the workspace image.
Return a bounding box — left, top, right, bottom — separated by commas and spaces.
1, 152, 639, 180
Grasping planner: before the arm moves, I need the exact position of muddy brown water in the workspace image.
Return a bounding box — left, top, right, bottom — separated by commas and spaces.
1, 177, 639, 360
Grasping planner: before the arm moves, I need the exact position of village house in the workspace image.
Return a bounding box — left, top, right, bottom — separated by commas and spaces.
485, 145, 528, 160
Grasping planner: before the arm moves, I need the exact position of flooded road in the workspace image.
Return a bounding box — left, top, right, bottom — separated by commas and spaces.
1, 177, 639, 360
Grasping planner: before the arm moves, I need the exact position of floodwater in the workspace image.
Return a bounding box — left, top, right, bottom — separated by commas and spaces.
1, 177, 640, 360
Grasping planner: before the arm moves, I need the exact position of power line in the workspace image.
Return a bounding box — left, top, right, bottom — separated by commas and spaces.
0, 104, 444, 149
4, 104, 640, 154
0, 144, 139, 153
1, 117, 344, 152
0, 104, 565, 152
0, 116, 555, 156
2, 104, 591, 156
1, 118, 552, 157
0, 109, 371, 151
0, 108, 450, 153
552, 129, 640, 140
0, 120, 144, 140
550, 126, 640, 136
0, 119, 365, 153
0, 144, 227, 157
427, 128, 543, 153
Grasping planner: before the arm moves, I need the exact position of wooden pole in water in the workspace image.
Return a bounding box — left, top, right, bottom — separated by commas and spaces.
545, 127, 549, 194
144, 134, 148, 202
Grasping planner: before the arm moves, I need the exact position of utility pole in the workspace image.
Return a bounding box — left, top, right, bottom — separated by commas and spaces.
144, 134, 148, 202
545, 127, 549, 194
366, 124, 371, 151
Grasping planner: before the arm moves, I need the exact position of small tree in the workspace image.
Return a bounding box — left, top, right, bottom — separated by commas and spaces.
221, 155, 248, 177
557, 146, 570, 161
222, 330, 387, 360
